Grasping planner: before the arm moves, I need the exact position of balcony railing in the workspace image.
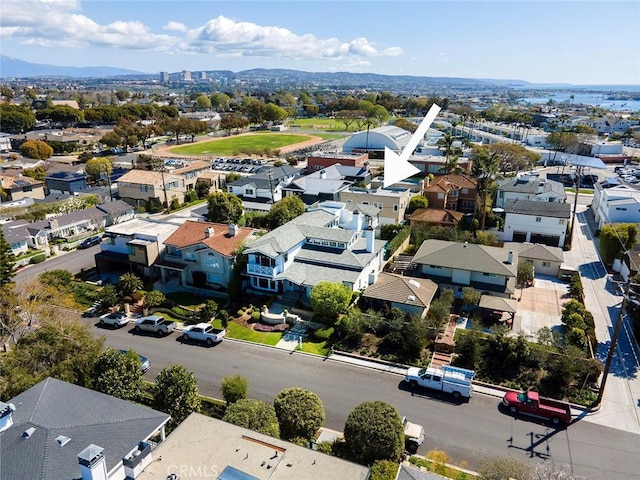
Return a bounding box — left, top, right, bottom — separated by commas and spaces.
247, 263, 276, 277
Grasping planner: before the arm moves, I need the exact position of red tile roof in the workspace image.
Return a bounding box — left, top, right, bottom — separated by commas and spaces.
164, 220, 255, 257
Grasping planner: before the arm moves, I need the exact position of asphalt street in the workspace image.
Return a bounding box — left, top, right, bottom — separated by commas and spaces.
88, 320, 640, 480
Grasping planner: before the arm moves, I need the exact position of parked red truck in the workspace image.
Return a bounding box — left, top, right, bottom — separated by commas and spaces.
502, 390, 572, 425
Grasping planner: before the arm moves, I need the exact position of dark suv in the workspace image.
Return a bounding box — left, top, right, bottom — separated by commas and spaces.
79, 236, 102, 249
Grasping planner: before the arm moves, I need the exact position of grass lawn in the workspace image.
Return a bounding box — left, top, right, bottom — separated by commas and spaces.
72, 281, 101, 307
298, 338, 330, 356
169, 133, 313, 156
226, 321, 283, 346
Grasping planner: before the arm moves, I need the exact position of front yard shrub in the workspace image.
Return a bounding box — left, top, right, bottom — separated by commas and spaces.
236, 309, 245, 317
384, 225, 410, 260
29, 253, 46, 264
250, 311, 261, 322
313, 326, 334, 341
253, 323, 287, 332
132, 290, 146, 302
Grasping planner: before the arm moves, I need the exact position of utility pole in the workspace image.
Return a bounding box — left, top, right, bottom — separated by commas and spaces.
596, 280, 631, 406
160, 167, 170, 213
567, 164, 582, 245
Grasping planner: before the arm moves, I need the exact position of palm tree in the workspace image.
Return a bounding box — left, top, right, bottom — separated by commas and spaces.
470, 147, 499, 231
437, 131, 459, 174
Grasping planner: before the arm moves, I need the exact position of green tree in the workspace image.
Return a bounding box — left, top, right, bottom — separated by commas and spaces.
85, 157, 113, 181
370, 460, 400, 480
407, 195, 428, 214
39, 269, 73, 289
599, 223, 637, 266
220, 374, 249, 405
489, 142, 540, 174
309, 281, 352, 320
210, 92, 231, 111
273, 387, 325, 441
453, 327, 483, 370
96, 284, 118, 309
144, 290, 166, 308
196, 94, 212, 110
195, 180, 211, 199
91, 348, 143, 401
197, 299, 219, 323
267, 195, 305, 229
0, 229, 16, 288
0, 318, 104, 399
153, 365, 201, 427
116, 272, 144, 298
20, 140, 54, 159
222, 398, 280, 438
461, 287, 481, 310
0, 103, 36, 133
470, 146, 499, 230
343, 400, 404, 466
206, 191, 244, 224
517, 260, 534, 286
264, 102, 289, 123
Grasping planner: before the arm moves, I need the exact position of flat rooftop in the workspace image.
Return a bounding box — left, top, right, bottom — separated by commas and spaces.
105, 218, 178, 237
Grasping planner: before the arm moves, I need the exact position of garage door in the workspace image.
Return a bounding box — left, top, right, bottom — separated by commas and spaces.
530, 233, 560, 247
513, 231, 527, 242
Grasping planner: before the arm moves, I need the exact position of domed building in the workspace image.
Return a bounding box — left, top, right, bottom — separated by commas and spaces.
342, 125, 413, 159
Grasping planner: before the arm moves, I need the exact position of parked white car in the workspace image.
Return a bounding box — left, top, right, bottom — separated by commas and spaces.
181, 322, 226, 345
99, 312, 130, 329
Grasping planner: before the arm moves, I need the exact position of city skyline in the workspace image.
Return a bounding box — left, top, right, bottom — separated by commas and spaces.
1, 0, 639, 86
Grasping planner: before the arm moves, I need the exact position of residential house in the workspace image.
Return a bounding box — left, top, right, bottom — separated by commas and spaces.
361, 273, 438, 318
1, 220, 38, 256
94, 218, 180, 280
0, 173, 45, 202
136, 413, 370, 480
408, 154, 473, 175
495, 177, 566, 208
96, 200, 137, 226
503, 242, 565, 277
591, 184, 640, 229
338, 186, 411, 225
409, 208, 465, 228
423, 174, 477, 213
196, 171, 225, 194
44, 170, 88, 194
116, 169, 187, 209
306, 152, 368, 171
244, 206, 385, 297
501, 199, 570, 248
172, 160, 212, 190
411, 239, 518, 298
0, 377, 169, 480
620, 249, 640, 282
158, 220, 255, 290
29, 206, 109, 242
281, 164, 366, 206
226, 165, 301, 213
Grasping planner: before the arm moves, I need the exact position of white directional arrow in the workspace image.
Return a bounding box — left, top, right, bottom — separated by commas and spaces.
383, 103, 441, 188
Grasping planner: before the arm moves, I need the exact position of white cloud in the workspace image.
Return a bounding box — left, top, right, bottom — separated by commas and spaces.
1, 0, 177, 50
164, 21, 187, 32
184, 16, 402, 61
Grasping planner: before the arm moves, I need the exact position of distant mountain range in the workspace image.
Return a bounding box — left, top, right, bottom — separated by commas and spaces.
1, 55, 579, 91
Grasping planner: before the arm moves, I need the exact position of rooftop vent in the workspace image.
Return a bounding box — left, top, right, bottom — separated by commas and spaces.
407, 295, 416, 302
22, 427, 35, 438
408, 279, 421, 288
56, 435, 71, 447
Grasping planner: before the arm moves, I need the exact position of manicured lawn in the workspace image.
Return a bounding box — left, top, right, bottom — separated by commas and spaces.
298, 338, 330, 356
72, 281, 101, 307
169, 133, 313, 156
225, 321, 283, 346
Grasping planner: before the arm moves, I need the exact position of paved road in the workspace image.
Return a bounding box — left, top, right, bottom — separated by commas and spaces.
14, 244, 100, 284
88, 321, 640, 480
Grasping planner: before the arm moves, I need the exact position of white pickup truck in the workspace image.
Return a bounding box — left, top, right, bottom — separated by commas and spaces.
405, 364, 474, 400
181, 322, 226, 345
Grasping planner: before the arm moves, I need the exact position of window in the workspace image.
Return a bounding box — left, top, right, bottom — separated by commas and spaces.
140, 185, 150, 192
462, 188, 469, 194
362, 201, 369, 205
437, 193, 445, 199
559, 219, 565, 224
616, 207, 627, 211
245, 188, 254, 195
374, 202, 383, 208
483, 272, 497, 277
535, 217, 542, 222
393, 204, 398, 212
428, 265, 442, 270
542, 261, 551, 267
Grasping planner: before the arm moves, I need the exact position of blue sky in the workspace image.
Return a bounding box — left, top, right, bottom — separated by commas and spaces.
1, 0, 639, 85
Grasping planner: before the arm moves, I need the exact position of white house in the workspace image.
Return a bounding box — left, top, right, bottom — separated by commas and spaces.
501, 198, 570, 248
226, 165, 301, 213
591, 184, 640, 230
495, 177, 566, 208
243, 204, 385, 298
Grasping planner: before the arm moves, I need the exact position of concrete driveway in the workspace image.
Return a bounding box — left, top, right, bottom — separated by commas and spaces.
512, 275, 570, 338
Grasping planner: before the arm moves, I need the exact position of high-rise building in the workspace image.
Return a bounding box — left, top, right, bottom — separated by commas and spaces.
160, 72, 169, 82
182, 70, 192, 81
199, 71, 207, 80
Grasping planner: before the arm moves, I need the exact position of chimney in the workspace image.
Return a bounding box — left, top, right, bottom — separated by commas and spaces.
506, 250, 513, 265
319, 169, 326, 179
229, 224, 238, 237
364, 226, 374, 253
48, 218, 59, 230
0, 402, 15, 433
78, 444, 108, 480
537, 181, 545, 194
205, 227, 214, 238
